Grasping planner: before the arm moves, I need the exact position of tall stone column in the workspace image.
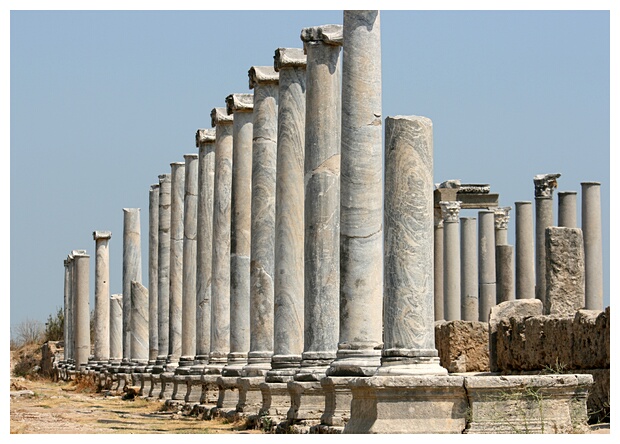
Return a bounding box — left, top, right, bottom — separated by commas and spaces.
434, 215, 444, 321
478, 210, 496, 321
109, 294, 123, 364
178, 153, 198, 369
328, 10, 382, 377
193, 128, 216, 369
148, 184, 159, 366
267, 47, 306, 383
296, 23, 343, 381
122, 208, 142, 363
558, 191, 578, 228
441, 201, 461, 321
208, 107, 234, 373
130, 281, 149, 365
460, 217, 478, 321
534, 173, 560, 307
93, 231, 112, 363
494, 207, 511, 245
167, 161, 185, 371
244, 66, 279, 377
73, 251, 90, 371
581, 182, 603, 310
223, 93, 253, 377
64, 255, 74, 362
378, 115, 446, 376
515, 201, 535, 299
155, 174, 171, 369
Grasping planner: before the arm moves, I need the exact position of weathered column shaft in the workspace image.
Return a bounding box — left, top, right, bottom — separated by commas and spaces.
93, 231, 112, 362
180, 153, 198, 365
246, 66, 279, 375
379, 115, 445, 376
73, 252, 90, 370
66, 255, 75, 361
268, 48, 306, 382
496, 244, 515, 303
156, 174, 171, 366
329, 10, 383, 377
167, 161, 185, 367
209, 107, 234, 369
442, 201, 461, 321
460, 217, 478, 321
581, 182, 603, 310
534, 173, 560, 307
478, 210, 496, 322
515, 201, 535, 299
545, 227, 585, 315
109, 294, 123, 363
297, 24, 343, 380
224, 93, 253, 376
195, 129, 216, 365
63, 258, 71, 361
434, 218, 444, 321
122, 208, 141, 362
558, 191, 578, 228
148, 184, 159, 364
130, 281, 149, 364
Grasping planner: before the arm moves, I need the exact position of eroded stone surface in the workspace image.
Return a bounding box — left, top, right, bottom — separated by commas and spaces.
435, 321, 489, 373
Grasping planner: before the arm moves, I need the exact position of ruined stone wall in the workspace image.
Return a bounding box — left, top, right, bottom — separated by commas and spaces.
435, 321, 489, 373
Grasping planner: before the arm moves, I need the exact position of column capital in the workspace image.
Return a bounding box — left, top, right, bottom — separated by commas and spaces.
274, 47, 307, 71
581, 181, 601, 186
248, 66, 279, 89
300, 24, 343, 48
439, 201, 461, 223
71, 249, 87, 257
534, 173, 561, 198
493, 207, 512, 230
225, 94, 254, 115
195, 128, 216, 147
183, 153, 198, 161
150, 183, 159, 192
211, 107, 234, 127
158, 173, 171, 184
93, 230, 112, 241
122, 207, 140, 213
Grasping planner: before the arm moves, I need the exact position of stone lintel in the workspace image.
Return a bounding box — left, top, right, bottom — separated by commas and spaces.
225, 93, 254, 115
274, 47, 307, 71
534, 173, 561, 198
248, 66, 279, 89
459, 183, 490, 194
211, 107, 234, 127
493, 206, 512, 230
439, 201, 461, 223
195, 128, 216, 147
300, 24, 343, 49
93, 230, 112, 240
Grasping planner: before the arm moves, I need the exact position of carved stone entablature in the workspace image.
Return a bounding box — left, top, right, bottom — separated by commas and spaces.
493, 207, 512, 230
534, 173, 561, 199
225, 93, 254, 115
439, 201, 462, 223
459, 183, 490, 194
274, 47, 307, 72
437, 179, 461, 190
93, 230, 112, 241
248, 66, 279, 89
211, 107, 234, 127
300, 24, 343, 49
195, 128, 216, 147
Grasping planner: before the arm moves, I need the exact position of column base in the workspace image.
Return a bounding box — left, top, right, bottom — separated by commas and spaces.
327, 348, 381, 377
375, 355, 448, 376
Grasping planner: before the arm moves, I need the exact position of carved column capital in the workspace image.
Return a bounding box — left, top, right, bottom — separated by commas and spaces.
439, 201, 461, 223
93, 230, 112, 241
195, 128, 216, 147
248, 66, 279, 89
493, 207, 512, 230
211, 107, 234, 127
225, 93, 254, 115
534, 173, 561, 198
274, 47, 307, 71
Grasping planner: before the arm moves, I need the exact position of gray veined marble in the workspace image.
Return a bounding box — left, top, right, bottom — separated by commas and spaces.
109, 294, 123, 364
155, 174, 171, 368
73, 251, 90, 370
441, 200, 461, 322
581, 182, 603, 310
93, 231, 112, 362
130, 281, 149, 365
122, 208, 142, 363
148, 185, 159, 365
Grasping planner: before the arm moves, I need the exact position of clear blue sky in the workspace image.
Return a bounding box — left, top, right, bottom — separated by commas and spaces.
7, 4, 613, 338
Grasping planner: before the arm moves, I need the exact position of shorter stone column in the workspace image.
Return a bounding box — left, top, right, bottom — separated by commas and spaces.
545, 227, 585, 315
93, 231, 112, 364
63, 257, 71, 362
496, 244, 515, 303
441, 201, 461, 321
558, 191, 578, 228
109, 294, 123, 365
581, 182, 603, 310
155, 173, 171, 372
130, 281, 149, 366
478, 210, 496, 321
73, 251, 90, 371
494, 207, 511, 246
534, 173, 560, 307
460, 217, 478, 321
515, 201, 535, 299
434, 215, 444, 321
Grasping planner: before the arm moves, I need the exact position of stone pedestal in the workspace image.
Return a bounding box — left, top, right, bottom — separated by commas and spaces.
515, 201, 535, 299
93, 231, 111, 363
581, 182, 603, 310
460, 217, 478, 321
236, 376, 266, 415
148, 184, 159, 366
545, 227, 585, 315
258, 382, 290, 419
441, 201, 461, 321
155, 174, 171, 370
199, 374, 220, 406
122, 208, 142, 363
320, 376, 354, 429
159, 372, 176, 400
214, 376, 240, 416
73, 252, 90, 371
130, 281, 149, 365
287, 381, 325, 422
478, 210, 496, 321
534, 173, 560, 307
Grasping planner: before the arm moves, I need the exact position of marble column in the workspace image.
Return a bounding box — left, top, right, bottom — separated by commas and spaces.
93, 231, 112, 363
434, 215, 444, 321
64, 255, 74, 362
581, 182, 603, 310
478, 210, 496, 322
494, 207, 511, 246
130, 281, 149, 365
122, 208, 142, 363
534, 173, 560, 307
267, 47, 306, 383
222, 93, 253, 377
178, 153, 198, 369
441, 201, 461, 321
208, 107, 234, 373
148, 184, 159, 366
193, 128, 216, 370
244, 65, 279, 377
328, 10, 382, 378
515, 201, 535, 299
155, 174, 171, 369
558, 191, 578, 228
378, 115, 446, 375
167, 161, 185, 371
296, 23, 343, 382
460, 217, 478, 321
109, 294, 123, 364
73, 251, 90, 371
496, 244, 515, 303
